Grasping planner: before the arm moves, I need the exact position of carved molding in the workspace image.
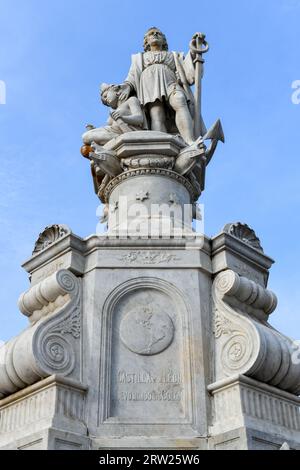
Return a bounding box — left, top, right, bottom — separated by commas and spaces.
104, 168, 197, 202
0, 270, 81, 398
121, 155, 175, 170
33, 225, 71, 255
213, 270, 300, 395
209, 375, 300, 435
0, 376, 87, 436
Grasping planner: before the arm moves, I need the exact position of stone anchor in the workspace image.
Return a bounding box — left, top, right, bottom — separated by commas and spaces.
195, 118, 225, 191
203, 118, 225, 164
174, 119, 224, 177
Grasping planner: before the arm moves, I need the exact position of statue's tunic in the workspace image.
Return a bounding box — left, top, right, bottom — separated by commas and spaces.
139, 51, 178, 105
125, 51, 196, 112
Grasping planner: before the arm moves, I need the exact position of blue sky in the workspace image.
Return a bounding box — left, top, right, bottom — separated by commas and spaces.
0, 0, 299, 341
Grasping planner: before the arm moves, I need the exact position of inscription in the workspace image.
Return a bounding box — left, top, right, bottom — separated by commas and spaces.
118, 390, 182, 402
117, 370, 182, 402
118, 370, 182, 384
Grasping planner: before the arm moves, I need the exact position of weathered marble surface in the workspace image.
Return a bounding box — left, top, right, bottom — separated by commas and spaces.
0, 222, 299, 450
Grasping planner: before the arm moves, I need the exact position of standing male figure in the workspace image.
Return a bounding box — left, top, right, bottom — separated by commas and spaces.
119, 27, 205, 145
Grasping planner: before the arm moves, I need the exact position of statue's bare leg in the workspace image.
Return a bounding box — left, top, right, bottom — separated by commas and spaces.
148, 101, 167, 132
169, 91, 195, 145
82, 128, 116, 146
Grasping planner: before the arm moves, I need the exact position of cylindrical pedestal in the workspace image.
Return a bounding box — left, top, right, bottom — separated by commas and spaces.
105, 169, 195, 237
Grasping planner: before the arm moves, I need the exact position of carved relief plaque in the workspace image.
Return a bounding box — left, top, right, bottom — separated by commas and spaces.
104, 281, 189, 424
120, 306, 174, 355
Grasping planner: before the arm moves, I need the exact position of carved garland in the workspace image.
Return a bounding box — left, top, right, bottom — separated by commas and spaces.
119, 251, 180, 264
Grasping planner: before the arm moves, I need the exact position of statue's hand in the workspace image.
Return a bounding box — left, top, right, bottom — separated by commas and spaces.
119, 83, 131, 101
111, 110, 122, 121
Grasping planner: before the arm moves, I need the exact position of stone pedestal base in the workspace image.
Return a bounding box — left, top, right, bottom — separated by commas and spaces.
0, 376, 89, 450
208, 375, 300, 450
0, 224, 300, 450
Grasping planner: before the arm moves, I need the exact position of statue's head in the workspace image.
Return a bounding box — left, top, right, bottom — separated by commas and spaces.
143, 27, 168, 52
100, 83, 120, 109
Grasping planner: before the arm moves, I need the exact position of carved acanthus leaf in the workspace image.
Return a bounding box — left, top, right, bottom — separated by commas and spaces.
214, 310, 235, 338
51, 307, 81, 339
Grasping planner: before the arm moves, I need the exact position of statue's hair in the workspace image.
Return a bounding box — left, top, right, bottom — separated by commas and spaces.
100, 83, 119, 106
143, 27, 168, 52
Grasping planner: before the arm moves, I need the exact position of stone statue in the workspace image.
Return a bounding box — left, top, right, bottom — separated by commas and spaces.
2, 27, 300, 452
80, 28, 224, 212
82, 83, 145, 146
118, 27, 204, 145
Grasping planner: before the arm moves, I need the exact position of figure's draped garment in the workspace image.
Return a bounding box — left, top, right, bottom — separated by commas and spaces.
125, 51, 197, 124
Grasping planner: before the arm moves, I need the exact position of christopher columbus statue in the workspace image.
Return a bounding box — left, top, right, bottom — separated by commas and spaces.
81, 27, 224, 204
118, 27, 206, 145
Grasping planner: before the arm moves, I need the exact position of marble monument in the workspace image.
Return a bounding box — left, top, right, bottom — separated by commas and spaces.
0, 28, 299, 450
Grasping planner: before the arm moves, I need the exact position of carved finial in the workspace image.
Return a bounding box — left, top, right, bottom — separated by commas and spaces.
223, 222, 263, 252
33, 224, 71, 255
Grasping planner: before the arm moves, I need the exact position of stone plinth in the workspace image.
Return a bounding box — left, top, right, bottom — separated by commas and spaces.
208, 375, 300, 450
0, 222, 299, 450
101, 132, 198, 235
107, 169, 194, 235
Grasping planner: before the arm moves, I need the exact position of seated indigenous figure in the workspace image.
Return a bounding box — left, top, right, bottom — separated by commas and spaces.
82, 83, 146, 146
119, 27, 204, 145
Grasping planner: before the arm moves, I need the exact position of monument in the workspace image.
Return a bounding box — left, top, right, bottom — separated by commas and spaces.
0, 28, 299, 451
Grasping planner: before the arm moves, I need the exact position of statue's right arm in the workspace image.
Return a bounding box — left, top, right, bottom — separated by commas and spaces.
124, 57, 137, 91
119, 54, 140, 101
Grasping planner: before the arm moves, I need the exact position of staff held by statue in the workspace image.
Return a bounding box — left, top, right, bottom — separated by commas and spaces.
189, 32, 209, 138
